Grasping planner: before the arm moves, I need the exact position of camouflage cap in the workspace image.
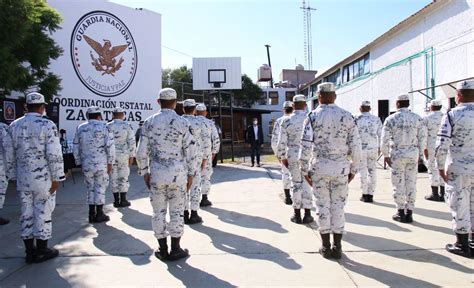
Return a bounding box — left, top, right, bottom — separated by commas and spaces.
283, 101, 293, 108
159, 88, 177, 100
87, 106, 102, 115
397, 94, 410, 101
26, 92, 47, 105
361, 100, 371, 107
293, 95, 306, 102
183, 99, 197, 107
317, 82, 336, 93
196, 104, 207, 111
430, 99, 442, 106
457, 79, 474, 90
112, 107, 126, 113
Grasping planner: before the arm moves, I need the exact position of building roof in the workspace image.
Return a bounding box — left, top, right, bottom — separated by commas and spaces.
300, 0, 441, 91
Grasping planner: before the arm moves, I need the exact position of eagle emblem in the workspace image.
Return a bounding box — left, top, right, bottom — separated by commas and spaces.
83, 35, 128, 76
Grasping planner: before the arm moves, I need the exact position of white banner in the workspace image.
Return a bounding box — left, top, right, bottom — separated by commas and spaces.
48, 0, 161, 138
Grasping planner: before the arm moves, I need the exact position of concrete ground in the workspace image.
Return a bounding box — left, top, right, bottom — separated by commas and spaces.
0, 162, 472, 287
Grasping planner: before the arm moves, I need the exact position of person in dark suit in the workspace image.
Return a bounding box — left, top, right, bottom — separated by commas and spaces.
246, 117, 264, 167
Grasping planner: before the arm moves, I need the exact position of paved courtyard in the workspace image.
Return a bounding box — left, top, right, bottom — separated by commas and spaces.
0, 162, 472, 287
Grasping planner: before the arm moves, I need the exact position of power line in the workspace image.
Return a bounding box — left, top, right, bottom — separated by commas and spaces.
162, 45, 194, 58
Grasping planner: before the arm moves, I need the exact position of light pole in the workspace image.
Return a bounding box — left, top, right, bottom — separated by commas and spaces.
265, 44, 273, 88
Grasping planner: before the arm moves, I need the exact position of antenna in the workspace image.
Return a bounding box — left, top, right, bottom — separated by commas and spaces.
300, 1, 317, 70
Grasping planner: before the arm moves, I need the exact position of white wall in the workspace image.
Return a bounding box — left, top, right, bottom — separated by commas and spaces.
48, 0, 161, 137
332, 0, 473, 117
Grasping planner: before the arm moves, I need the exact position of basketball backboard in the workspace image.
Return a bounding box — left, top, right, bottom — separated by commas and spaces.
193, 57, 242, 90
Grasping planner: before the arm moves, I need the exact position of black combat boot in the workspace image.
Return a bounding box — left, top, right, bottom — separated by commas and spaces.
405, 209, 413, 223
0, 217, 10, 225
360, 194, 369, 202
95, 205, 110, 223
446, 233, 471, 258
392, 209, 406, 223
302, 209, 314, 224
425, 186, 440, 201
189, 210, 203, 224
290, 209, 302, 224
154, 238, 169, 261
438, 186, 445, 202
183, 210, 190, 225
168, 237, 189, 261
88, 205, 96, 223
23, 238, 36, 264
35, 239, 59, 263
332, 233, 343, 260
284, 189, 292, 205
200, 195, 212, 207
319, 233, 332, 259
367, 195, 374, 203
469, 233, 474, 257
113, 193, 120, 208
119, 193, 131, 207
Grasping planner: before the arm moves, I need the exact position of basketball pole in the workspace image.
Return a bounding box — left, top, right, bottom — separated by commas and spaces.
218, 90, 224, 163
230, 92, 235, 162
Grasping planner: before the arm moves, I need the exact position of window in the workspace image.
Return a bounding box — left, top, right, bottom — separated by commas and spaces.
324, 69, 341, 85
342, 53, 370, 83
285, 91, 295, 101
310, 81, 321, 98
258, 92, 267, 105
268, 91, 279, 105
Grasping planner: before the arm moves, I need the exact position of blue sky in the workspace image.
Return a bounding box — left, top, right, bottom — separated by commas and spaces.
111, 0, 431, 82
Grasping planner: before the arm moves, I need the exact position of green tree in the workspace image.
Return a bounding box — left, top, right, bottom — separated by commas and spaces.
0, 0, 63, 101
233, 74, 263, 107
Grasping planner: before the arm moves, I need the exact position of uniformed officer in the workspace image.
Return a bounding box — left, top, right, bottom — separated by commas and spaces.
9, 92, 65, 263
423, 99, 445, 201
182, 99, 211, 224
436, 80, 474, 258
196, 104, 220, 207
381, 94, 427, 223
107, 107, 135, 208
0, 122, 13, 225
73, 106, 115, 224
136, 88, 196, 261
271, 101, 294, 205
355, 100, 382, 203
299, 82, 361, 259
277, 95, 314, 224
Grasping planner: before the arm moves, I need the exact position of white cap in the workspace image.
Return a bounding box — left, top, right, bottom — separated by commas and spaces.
457, 80, 474, 90
293, 95, 306, 103
183, 99, 197, 107
196, 104, 207, 111
397, 94, 410, 101
317, 82, 336, 93
87, 106, 102, 115
361, 100, 371, 107
26, 92, 47, 105
112, 107, 125, 113
159, 88, 177, 100
430, 99, 442, 106
283, 101, 293, 108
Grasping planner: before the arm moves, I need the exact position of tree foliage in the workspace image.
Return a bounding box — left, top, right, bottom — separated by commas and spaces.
0, 0, 63, 101
162, 66, 262, 106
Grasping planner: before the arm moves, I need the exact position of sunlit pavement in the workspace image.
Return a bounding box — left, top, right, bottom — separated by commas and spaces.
0, 163, 472, 287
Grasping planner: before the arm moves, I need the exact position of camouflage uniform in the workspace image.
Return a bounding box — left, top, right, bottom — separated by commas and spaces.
436, 103, 474, 235
381, 108, 427, 211
300, 104, 361, 234
271, 115, 291, 190
0, 123, 14, 209
199, 116, 220, 196
182, 114, 211, 211
423, 110, 444, 187
107, 119, 135, 194
74, 120, 115, 205
277, 110, 313, 210
136, 109, 196, 239
355, 112, 382, 195
9, 113, 65, 240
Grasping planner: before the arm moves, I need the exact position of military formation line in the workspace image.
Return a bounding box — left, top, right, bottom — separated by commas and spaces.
0, 80, 473, 265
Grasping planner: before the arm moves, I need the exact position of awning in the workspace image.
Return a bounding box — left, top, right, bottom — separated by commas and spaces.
408, 76, 474, 100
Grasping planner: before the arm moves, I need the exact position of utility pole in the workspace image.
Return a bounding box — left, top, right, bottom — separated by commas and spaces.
264, 44, 273, 88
